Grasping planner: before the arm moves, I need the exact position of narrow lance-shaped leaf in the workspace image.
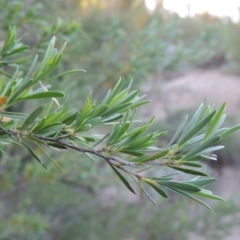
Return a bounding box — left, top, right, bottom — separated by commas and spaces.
47, 69, 86, 81
105, 78, 124, 104
180, 162, 203, 168
21, 139, 47, 169
169, 188, 213, 211
178, 103, 204, 142
7, 80, 33, 104
193, 191, 225, 201
203, 102, 226, 141
169, 166, 209, 177
200, 145, 224, 155
23, 55, 38, 81
185, 136, 221, 159
178, 111, 216, 147
131, 177, 157, 206
167, 115, 188, 147
20, 106, 45, 131
33, 37, 55, 80
157, 181, 201, 192
220, 124, 240, 139
22, 91, 64, 100
145, 181, 169, 198
137, 150, 169, 163
188, 177, 217, 187
36, 143, 64, 173
108, 122, 131, 145
109, 164, 136, 194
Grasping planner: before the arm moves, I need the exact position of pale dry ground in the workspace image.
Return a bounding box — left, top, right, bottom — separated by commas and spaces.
143, 69, 240, 121
143, 69, 240, 240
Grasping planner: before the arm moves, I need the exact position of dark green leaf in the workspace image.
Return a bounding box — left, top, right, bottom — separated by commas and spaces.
170, 166, 209, 177
146, 182, 168, 198
21, 139, 47, 169
22, 91, 64, 100
157, 181, 201, 192
138, 150, 169, 163
181, 162, 203, 168
110, 165, 135, 194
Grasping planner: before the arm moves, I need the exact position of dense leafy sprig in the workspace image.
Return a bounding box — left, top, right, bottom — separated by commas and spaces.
1, 27, 239, 211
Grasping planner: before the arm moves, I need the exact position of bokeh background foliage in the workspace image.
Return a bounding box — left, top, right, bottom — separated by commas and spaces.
1, 0, 240, 239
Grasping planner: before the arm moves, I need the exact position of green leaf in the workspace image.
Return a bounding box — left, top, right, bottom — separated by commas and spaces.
74, 112, 82, 132
21, 139, 47, 169
7, 80, 33, 104
157, 181, 201, 192
204, 102, 226, 141
150, 172, 178, 181
193, 191, 225, 201
109, 164, 135, 194
20, 106, 45, 131
77, 124, 91, 132
33, 37, 55, 79
183, 156, 203, 162
120, 150, 145, 157
220, 124, 240, 139
119, 89, 140, 105
105, 78, 124, 104
48, 143, 68, 149
84, 152, 96, 162
33, 117, 46, 132
188, 177, 216, 187
24, 55, 38, 81
105, 103, 131, 116
89, 105, 108, 118
170, 166, 209, 177
200, 145, 224, 154
137, 150, 169, 163
36, 143, 64, 173
33, 54, 63, 83
185, 136, 221, 159
179, 103, 204, 142
168, 115, 188, 147
129, 100, 149, 110
180, 162, 203, 168
146, 182, 168, 198
22, 91, 65, 100
170, 188, 212, 211
133, 178, 156, 206
114, 122, 131, 140
178, 111, 216, 146
47, 69, 86, 81
102, 114, 123, 123
0, 126, 12, 138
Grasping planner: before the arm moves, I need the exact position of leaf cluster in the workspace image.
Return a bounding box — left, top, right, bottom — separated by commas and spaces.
0, 27, 239, 211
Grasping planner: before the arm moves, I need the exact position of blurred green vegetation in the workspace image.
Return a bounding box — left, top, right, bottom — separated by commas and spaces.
1, 0, 240, 239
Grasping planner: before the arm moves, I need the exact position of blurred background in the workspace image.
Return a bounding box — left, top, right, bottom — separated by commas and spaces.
1, 0, 240, 239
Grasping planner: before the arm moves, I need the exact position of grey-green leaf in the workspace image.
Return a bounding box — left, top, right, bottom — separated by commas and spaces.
20, 106, 44, 131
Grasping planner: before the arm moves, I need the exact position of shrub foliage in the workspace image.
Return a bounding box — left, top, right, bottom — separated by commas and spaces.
0, 27, 239, 211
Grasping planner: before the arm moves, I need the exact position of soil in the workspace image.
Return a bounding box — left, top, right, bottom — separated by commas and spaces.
143, 69, 240, 121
